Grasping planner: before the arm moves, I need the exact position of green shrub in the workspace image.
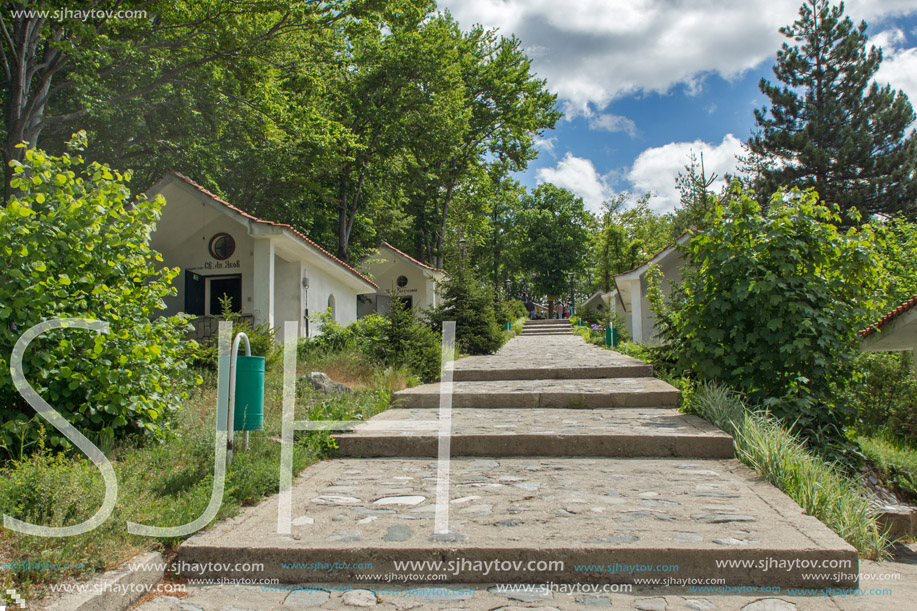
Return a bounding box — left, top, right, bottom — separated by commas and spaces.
846, 352, 917, 444
429, 275, 503, 355
300, 304, 440, 382
373, 299, 441, 382
0, 136, 199, 457
495, 300, 528, 324
656, 185, 878, 450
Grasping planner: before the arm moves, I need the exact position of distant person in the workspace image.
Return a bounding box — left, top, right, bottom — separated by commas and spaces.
525, 298, 536, 319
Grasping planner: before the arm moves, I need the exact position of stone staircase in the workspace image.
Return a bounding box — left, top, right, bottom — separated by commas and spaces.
176, 334, 857, 589
521, 318, 573, 335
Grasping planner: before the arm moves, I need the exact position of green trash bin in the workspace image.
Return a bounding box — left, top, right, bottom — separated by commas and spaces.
233, 355, 265, 431
504, 321, 511, 331
605, 327, 612, 347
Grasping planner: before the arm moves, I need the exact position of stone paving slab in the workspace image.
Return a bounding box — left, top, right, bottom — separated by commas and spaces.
391, 379, 679, 409
333, 408, 734, 458
453, 336, 652, 381
177, 458, 855, 588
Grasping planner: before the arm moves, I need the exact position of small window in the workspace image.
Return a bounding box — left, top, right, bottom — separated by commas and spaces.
396, 275, 409, 288
209, 233, 235, 260
327, 293, 336, 321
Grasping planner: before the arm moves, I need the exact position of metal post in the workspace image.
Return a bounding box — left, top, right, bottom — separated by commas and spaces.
227, 332, 251, 464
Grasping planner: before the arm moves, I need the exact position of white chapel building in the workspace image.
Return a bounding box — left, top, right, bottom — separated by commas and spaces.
357, 242, 447, 316
147, 170, 378, 337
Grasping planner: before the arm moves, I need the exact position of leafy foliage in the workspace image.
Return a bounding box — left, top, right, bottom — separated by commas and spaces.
494, 300, 528, 324
746, 0, 917, 218
658, 185, 877, 449
517, 184, 591, 299
589, 192, 674, 294
867, 217, 917, 317
846, 352, 917, 445
302, 301, 441, 382
0, 138, 199, 457
429, 275, 504, 355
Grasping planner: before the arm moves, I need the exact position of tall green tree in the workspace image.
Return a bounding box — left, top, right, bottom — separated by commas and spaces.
0, 0, 366, 197
518, 184, 591, 306
673, 151, 719, 235
405, 21, 560, 267
587, 192, 674, 294
746, 0, 917, 218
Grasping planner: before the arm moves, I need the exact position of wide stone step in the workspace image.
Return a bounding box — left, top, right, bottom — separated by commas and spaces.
177, 457, 857, 587
333, 407, 734, 458
391, 378, 680, 409
454, 335, 653, 381
520, 330, 572, 336
525, 319, 571, 324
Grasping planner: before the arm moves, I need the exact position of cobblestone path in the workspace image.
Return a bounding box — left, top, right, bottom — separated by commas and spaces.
136, 329, 878, 611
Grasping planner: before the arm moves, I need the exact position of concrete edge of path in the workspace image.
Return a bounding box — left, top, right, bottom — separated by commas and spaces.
37, 551, 164, 611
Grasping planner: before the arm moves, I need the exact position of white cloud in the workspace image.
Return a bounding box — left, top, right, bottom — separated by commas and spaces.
627, 134, 744, 213
535, 153, 613, 212
533, 136, 558, 157
442, 0, 917, 114
588, 113, 638, 137
874, 28, 917, 108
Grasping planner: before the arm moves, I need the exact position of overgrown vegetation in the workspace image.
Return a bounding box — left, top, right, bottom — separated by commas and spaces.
302, 300, 441, 383
857, 435, 917, 502
846, 352, 917, 444
687, 383, 890, 558
0, 346, 400, 599
192, 294, 279, 371
0, 139, 198, 458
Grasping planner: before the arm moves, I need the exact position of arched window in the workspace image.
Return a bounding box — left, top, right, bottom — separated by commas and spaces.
327, 293, 336, 321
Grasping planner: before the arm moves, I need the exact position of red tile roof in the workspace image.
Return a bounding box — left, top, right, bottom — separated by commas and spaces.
163, 170, 378, 289
378, 241, 445, 272
860, 294, 917, 338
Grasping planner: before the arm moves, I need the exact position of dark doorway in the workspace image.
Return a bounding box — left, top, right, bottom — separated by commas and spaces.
394, 296, 413, 310
184, 270, 205, 316
209, 275, 242, 315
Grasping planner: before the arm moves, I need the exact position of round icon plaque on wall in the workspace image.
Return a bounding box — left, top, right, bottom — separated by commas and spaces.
209, 233, 235, 260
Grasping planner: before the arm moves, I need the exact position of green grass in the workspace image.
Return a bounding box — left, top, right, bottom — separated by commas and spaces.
858, 434, 917, 501
0, 347, 405, 600
690, 382, 891, 559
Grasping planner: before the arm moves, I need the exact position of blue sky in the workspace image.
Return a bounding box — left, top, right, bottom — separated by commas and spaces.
441, 1, 917, 213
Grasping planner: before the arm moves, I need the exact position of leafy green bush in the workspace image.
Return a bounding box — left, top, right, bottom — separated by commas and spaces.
429, 275, 503, 355
0, 137, 199, 457
846, 352, 917, 444
372, 300, 441, 382
656, 185, 877, 450
495, 299, 528, 324
301, 304, 440, 382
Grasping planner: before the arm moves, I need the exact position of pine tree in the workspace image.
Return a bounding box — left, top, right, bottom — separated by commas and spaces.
747, 0, 917, 219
